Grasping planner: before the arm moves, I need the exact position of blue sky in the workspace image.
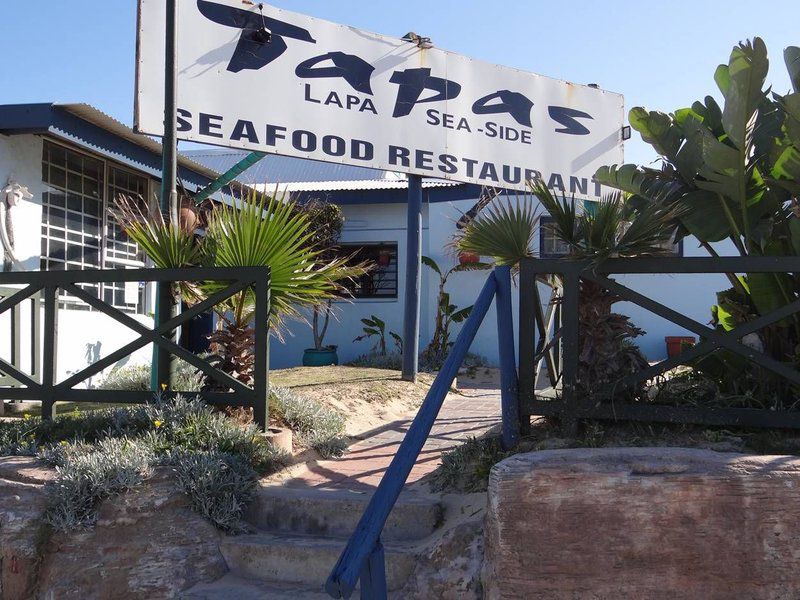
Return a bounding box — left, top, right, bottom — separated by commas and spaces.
2, 0, 797, 166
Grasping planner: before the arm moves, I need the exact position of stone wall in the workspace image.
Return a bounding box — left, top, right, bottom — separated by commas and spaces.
484, 448, 800, 600
0, 459, 226, 600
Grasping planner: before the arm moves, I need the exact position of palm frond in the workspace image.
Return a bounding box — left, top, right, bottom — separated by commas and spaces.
452, 191, 540, 266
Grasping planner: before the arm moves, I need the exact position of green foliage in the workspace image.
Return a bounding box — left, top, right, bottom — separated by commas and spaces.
114, 188, 364, 383
353, 315, 401, 357
453, 193, 539, 266
1, 396, 289, 532
430, 435, 509, 493
532, 180, 681, 262
172, 450, 257, 533
42, 437, 155, 531
420, 256, 490, 370
270, 387, 347, 458
97, 361, 205, 392
596, 37, 800, 399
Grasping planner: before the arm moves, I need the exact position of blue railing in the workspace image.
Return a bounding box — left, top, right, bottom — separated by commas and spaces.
325, 266, 520, 599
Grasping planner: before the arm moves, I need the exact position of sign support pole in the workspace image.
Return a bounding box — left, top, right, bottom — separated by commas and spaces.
401, 175, 423, 382
151, 0, 179, 392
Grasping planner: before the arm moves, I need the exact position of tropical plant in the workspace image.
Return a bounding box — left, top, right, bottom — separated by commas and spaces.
420, 255, 491, 369
452, 193, 539, 266
353, 315, 401, 356
115, 189, 363, 386
534, 182, 680, 396
298, 200, 347, 351
595, 38, 800, 400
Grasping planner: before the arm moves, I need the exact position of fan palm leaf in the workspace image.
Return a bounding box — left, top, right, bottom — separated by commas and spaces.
452, 192, 540, 266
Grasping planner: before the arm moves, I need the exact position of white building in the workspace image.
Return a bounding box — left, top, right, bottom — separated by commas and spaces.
187, 150, 733, 369
0, 102, 734, 387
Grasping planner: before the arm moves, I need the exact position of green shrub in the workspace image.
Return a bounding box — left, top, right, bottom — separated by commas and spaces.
42, 437, 154, 531
270, 387, 347, 458
431, 435, 509, 493
97, 361, 205, 392
0, 395, 290, 532
173, 450, 257, 533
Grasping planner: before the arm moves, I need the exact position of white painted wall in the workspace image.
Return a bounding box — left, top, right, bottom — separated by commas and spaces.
269, 193, 738, 368
1, 134, 154, 389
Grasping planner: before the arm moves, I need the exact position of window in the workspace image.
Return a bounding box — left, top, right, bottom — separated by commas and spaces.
41, 140, 150, 313
340, 243, 398, 299
538, 217, 570, 258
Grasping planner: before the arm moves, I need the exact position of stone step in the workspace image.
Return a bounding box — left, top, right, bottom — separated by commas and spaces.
220, 531, 418, 591
181, 573, 330, 599
244, 485, 443, 541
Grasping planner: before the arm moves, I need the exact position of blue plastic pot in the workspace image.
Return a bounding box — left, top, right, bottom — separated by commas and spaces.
302, 347, 339, 367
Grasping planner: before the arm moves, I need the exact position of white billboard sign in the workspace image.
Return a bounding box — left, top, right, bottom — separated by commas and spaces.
136, 0, 624, 195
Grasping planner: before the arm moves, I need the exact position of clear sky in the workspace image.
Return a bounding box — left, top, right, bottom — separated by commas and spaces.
2, 0, 797, 167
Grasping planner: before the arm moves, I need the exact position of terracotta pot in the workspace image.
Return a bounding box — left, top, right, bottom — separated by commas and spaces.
178, 198, 199, 232
377, 251, 392, 266
665, 336, 696, 358
459, 251, 480, 265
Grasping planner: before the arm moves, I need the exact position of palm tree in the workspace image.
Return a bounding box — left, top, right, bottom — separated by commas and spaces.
454, 181, 681, 397
114, 189, 363, 385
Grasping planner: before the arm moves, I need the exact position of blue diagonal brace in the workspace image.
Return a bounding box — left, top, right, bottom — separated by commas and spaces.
193, 150, 267, 204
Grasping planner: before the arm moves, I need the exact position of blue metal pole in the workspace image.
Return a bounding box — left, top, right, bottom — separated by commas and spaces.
401, 175, 423, 381
495, 266, 519, 449
326, 272, 498, 599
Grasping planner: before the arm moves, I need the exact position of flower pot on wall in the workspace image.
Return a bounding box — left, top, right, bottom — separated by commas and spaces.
302, 346, 339, 367
178, 198, 199, 232
665, 336, 696, 358
377, 250, 392, 266
459, 251, 480, 265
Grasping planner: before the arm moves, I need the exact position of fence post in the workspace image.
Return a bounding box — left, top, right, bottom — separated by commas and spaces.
495, 266, 519, 449
359, 540, 387, 600
252, 273, 270, 431
560, 271, 580, 436
41, 285, 58, 421
517, 261, 535, 437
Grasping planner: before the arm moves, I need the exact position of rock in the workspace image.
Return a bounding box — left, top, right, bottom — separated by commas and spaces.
0, 457, 51, 600
401, 493, 485, 600
484, 448, 800, 600
37, 468, 227, 599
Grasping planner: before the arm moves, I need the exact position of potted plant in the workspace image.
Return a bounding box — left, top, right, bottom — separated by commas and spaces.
458, 250, 480, 265
297, 200, 361, 367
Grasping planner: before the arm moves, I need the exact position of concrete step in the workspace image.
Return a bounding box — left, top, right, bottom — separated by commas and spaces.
181, 573, 330, 599
221, 531, 418, 591
244, 485, 443, 541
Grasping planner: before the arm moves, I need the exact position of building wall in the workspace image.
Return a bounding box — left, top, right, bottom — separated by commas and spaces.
0, 133, 154, 387
269, 194, 739, 368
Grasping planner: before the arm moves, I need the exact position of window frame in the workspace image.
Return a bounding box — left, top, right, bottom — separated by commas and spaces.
338, 242, 399, 300
40, 138, 156, 314
538, 215, 684, 258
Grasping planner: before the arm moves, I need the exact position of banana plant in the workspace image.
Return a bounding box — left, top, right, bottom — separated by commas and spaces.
596, 38, 800, 375
353, 315, 401, 356
420, 255, 491, 369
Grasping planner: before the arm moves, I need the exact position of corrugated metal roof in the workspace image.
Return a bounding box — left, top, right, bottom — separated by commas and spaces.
183, 149, 459, 192
58, 104, 224, 181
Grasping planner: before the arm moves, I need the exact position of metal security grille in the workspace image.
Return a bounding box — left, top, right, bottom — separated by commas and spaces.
40, 140, 150, 314
340, 243, 398, 298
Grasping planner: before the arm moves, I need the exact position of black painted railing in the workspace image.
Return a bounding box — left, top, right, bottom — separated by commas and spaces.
518, 256, 800, 432
0, 267, 271, 428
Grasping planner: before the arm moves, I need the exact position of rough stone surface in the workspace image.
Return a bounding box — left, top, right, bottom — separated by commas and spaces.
401, 492, 486, 600
484, 447, 800, 600
37, 468, 227, 600
0, 457, 52, 600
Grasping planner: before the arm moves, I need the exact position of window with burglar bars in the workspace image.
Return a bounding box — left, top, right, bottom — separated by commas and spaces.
340, 242, 398, 299
538, 217, 571, 258
40, 140, 150, 313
